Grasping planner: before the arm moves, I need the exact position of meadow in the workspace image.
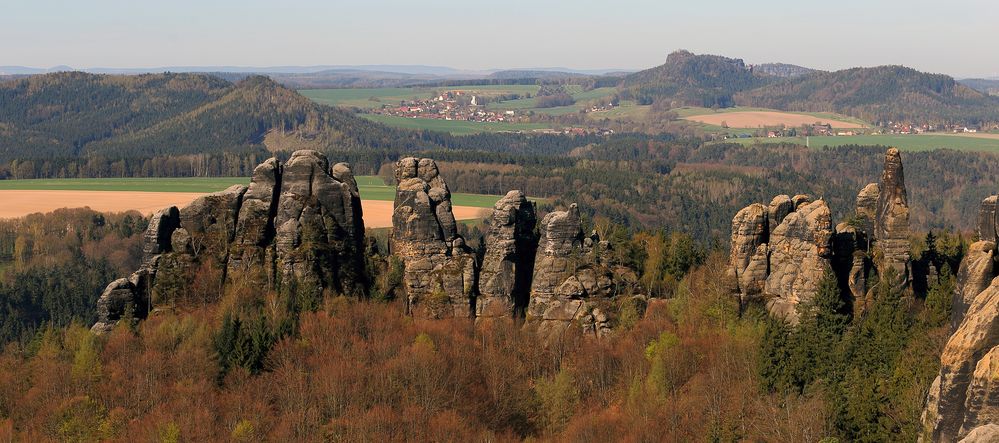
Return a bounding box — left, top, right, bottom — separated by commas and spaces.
301, 83, 622, 133
0, 176, 508, 208
300, 85, 540, 109
720, 134, 999, 152
360, 114, 548, 135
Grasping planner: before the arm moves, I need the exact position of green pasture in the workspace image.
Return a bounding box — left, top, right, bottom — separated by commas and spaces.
360, 114, 548, 135
718, 134, 999, 152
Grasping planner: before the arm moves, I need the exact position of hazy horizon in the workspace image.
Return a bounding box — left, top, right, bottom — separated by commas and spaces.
3, 0, 998, 78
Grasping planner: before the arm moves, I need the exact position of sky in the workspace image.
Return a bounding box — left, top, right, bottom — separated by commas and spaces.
2, 0, 998, 78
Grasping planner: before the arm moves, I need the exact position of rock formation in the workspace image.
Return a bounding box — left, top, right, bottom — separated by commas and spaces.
92, 150, 367, 333
391, 157, 476, 319
727, 203, 769, 303
726, 195, 834, 321
922, 277, 999, 442
921, 195, 999, 442
526, 204, 637, 338
727, 148, 913, 320
477, 190, 538, 320
874, 147, 911, 290
765, 200, 835, 319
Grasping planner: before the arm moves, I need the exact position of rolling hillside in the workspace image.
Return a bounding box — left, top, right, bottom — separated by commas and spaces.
735, 65, 999, 124
0, 72, 432, 163
618, 50, 775, 107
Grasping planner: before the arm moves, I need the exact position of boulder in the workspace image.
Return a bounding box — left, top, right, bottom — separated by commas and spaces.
768, 195, 793, 235
142, 207, 180, 260
229, 157, 281, 276
91, 278, 140, 334
179, 184, 246, 261
477, 190, 538, 320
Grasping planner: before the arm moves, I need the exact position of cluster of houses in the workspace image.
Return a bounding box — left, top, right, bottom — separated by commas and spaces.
883, 122, 982, 135
371, 90, 525, 123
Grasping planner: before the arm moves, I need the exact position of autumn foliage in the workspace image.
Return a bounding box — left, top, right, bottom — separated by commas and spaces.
0, 251, 834, 442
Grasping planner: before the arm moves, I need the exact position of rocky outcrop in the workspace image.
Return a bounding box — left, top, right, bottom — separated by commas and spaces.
727, 203, 769, 302
273, 150, 366, 297
93, 150, 368, 333
765, 200, 834, 320
727, 196, 834, 320
727, 148, 914, 321
856, 183, 879, 239
875, 148, 911, 289
952, 241, 996, 331
526, 204, 638, 338
477, 190, 538, 320
391, 157, 476, 319
921, 194, 999, 442
922, 277, 999, 442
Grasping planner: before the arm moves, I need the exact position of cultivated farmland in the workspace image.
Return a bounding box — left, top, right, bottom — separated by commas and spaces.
0, 176, 502, 225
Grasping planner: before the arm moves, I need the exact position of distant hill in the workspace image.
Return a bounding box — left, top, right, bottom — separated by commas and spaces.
753, 63, 818, 78
0, 72, 431, 163
959, 78, 999, 96
619, 50, 775, 107
735, 65, 999, 124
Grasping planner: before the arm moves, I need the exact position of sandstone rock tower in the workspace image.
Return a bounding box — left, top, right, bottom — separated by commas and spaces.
391, 157, 476, 319
477, 190, 538, 320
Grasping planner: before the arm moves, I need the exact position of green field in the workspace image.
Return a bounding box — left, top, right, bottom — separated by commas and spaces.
719, 134, 999, 152
301, 84, 622, 133
0, 176, 507, 208
360, 114, 548, 135
300, 85, 540, 109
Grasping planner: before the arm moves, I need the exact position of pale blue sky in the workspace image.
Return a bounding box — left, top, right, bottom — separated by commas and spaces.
2, 0, 997, 77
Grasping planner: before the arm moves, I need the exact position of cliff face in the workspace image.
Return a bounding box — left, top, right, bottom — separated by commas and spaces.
95, 151, 641, 339
921, 195, 999, 443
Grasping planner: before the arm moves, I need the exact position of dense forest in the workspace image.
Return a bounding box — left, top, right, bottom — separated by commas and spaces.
736, 66, 999, 125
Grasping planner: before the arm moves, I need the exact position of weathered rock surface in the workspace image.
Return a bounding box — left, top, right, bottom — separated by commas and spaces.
958, 424, 999, 443
768, 195, 793, 235
727, 197, 835, 320
922, 277, 999, 442
477, 190, 538, 320
727, 203, 769, 301
875, 148, 911, 289
978, 196, 998, 244
93, 150, 369, 333
229, 157, 281, 278
273, 150, 366, 297
765, 200, 834, 320
856, 182, 879, 238
391, 157, 476, 318
952, 241, 996, 331
526, 204, 637, 338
